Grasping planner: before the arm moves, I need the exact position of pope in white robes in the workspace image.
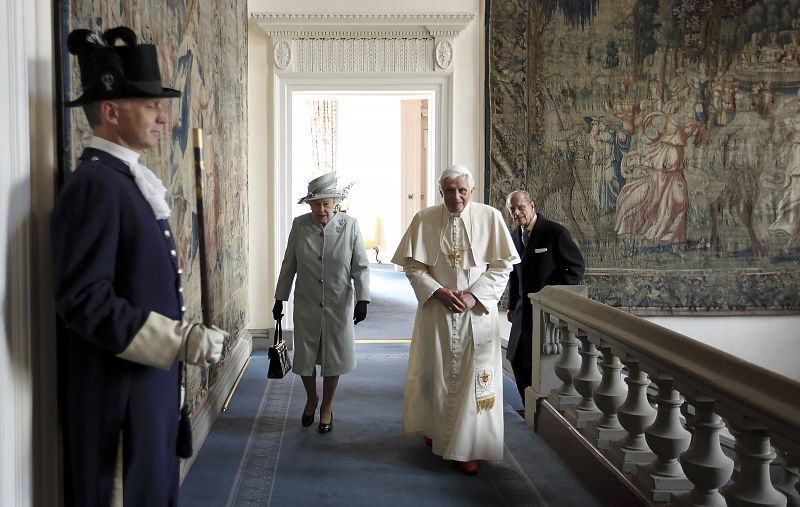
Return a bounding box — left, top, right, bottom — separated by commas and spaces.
392, 165, 519, 474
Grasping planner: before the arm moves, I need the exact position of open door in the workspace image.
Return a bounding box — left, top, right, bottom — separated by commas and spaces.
400, 99, 429, 235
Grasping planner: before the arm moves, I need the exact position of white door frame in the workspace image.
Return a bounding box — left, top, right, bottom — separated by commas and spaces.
272, 76, 451, 325
254, 12, 474, 328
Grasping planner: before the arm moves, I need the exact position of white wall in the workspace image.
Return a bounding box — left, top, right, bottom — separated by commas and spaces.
247, 19, 272, 332
1, 2, 33, 503
246, 0, 483, 329
645, 315, 800, 381
2, 0, 58, 504
499, 310, 800, 382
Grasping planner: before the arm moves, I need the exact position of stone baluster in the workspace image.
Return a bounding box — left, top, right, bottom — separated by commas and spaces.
586, 345, 627, 449
547, 321, 581, 412
673, 397, 734, 507
636, 375, 692, 503
774, 449, 799, 507
722, 423, 787, 507
543, 319, 561, 355
609, 360, 656, 472
564, 334, 601, 429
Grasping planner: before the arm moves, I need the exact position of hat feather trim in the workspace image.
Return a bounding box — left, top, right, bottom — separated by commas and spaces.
103, 27, 137, 48
67, 27, 137, 55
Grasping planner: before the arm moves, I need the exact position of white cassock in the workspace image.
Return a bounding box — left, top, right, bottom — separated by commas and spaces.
392, 202, 519, 461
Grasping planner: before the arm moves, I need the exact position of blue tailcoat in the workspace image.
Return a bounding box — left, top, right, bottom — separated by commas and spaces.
51, 148, 184, 506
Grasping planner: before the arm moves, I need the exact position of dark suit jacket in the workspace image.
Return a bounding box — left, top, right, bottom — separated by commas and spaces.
50, 148, 184, 506
506, 213, 584, 368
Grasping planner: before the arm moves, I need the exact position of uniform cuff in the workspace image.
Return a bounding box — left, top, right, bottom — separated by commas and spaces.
117, 312, 182, 370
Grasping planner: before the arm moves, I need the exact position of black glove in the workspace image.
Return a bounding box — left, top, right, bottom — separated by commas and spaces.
272, 300, 284, 321
353, 300, 368, 325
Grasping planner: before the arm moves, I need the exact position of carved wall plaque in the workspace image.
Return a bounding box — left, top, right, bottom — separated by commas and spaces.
273, 40, 291, 70
435, 40, 453, 69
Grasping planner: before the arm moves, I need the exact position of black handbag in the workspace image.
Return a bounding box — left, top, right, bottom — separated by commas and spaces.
268, 319, 291, 379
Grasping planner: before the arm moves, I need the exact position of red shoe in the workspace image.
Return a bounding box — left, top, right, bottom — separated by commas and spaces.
455, 460, 478, 475
424, 437, 432, 447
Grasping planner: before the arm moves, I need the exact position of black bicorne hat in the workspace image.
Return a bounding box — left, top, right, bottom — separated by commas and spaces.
65, 26, 181, 108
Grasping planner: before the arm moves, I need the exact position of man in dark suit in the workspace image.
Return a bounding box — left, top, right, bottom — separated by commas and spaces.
51, 26, 226, 506
505, 191, 585, 406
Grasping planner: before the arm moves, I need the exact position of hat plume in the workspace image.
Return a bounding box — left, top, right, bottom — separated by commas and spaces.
102, 26, 137, 48
67, 29, 103, 54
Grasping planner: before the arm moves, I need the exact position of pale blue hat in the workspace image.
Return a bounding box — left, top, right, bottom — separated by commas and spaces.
298, 172, 352, 204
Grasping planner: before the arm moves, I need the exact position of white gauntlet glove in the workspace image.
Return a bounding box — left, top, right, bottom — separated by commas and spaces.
182, 323, 228, 366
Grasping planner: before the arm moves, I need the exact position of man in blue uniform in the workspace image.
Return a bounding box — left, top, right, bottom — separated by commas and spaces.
51, 26, 226, 506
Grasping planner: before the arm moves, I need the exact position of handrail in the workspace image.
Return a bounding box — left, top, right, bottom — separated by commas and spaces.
530, 286, 800, 456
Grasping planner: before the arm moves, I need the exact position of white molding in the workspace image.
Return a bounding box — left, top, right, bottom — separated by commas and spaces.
1, 0, 33, 504
252, 12, 474, 38
285, 38, 436, 74
180, 331, 253, 481
435, 40, 454, 70
252, 12, 474, 75
25, 0, 59, 502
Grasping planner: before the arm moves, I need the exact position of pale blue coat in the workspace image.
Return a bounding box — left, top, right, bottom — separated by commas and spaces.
275, 212, 370, 376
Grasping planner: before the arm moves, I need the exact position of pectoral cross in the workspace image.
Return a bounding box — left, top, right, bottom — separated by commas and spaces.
447, 247, 462, 269
447, 214, 464, 268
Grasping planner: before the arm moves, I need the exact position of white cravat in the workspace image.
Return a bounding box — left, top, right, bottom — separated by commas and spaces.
86, 136, 171, 220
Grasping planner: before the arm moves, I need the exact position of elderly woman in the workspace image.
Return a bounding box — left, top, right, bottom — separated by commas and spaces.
273, 172, 370, 433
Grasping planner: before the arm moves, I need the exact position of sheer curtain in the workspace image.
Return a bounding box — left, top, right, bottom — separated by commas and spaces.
310, 99, 338, 174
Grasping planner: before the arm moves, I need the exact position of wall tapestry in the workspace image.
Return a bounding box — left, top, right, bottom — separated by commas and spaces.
488, 0, 800, 314
59, 0, 249, 407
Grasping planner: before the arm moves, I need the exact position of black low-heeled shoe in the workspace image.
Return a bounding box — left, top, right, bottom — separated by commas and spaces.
318, 412, 333, 433
301, 398, 319, 427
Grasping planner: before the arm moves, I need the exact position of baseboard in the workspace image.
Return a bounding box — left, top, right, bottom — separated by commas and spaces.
536, 400, 651, 507
249, 328, 270, 351
252, 327, 294, 351
179, 330, 253, 481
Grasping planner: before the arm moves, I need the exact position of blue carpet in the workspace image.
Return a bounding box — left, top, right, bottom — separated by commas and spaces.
180, 266, 602, 506
353, 264, 416, 341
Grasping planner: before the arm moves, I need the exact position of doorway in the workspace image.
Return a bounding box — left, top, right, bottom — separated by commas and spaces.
272, 76, 453, 328
290, 93, 432, 261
